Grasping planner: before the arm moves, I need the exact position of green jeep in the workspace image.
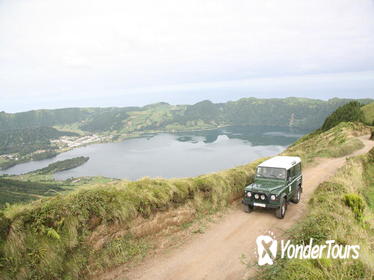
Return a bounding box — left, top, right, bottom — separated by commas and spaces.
242, 156, 302, 219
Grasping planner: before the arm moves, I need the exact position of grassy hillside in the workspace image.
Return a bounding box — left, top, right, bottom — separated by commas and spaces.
256, 147, 374, 280
283, 122, 370, 165
0, 159, 261, 279
362, 102, 374, 125
0, 121, 370, 279
0, 178, 67, 206
321, 101, 365, 131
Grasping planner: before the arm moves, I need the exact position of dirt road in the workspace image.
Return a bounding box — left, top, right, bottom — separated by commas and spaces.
114, 135, 374, 280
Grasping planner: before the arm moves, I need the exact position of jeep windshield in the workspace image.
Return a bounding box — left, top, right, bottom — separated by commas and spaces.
256, 167, 286, 180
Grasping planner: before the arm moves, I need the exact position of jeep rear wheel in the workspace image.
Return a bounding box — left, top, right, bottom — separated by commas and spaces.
291, 187, 302, 204
275, 199, 286, 219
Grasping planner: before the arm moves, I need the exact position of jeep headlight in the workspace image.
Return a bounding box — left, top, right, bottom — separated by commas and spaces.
254, 194, 259, 199
260, 194, 266, 200
270, 194, 276, 201
246, 192, 252, 198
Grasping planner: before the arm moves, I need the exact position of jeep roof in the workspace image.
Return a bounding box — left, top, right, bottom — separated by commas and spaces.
258, 156, 301, 170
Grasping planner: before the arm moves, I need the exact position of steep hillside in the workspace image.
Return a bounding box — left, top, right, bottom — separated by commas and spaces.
284, 122, 370, 165
1, 98, 372, 134
0, 121, 370, 280
0, 127, 78, 156
362, 102, 374, 125
321, 101, 365, 131
0, 127, 79, 169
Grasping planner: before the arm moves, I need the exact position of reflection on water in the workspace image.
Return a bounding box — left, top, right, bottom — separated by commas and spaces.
0, 126, 309, 180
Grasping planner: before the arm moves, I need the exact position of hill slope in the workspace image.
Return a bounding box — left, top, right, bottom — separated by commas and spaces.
362, 101, 374, 125
0, 122, 371, 280
1, 98, 372, 133
120, 136, 374, 280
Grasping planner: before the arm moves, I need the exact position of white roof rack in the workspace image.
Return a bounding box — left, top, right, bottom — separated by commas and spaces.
258, 156, 301, 170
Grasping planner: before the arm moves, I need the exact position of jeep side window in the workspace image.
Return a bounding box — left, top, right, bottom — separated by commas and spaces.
287, 169, 291, 181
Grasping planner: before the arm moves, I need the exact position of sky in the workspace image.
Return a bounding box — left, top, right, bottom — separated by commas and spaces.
0, 0, 374, 112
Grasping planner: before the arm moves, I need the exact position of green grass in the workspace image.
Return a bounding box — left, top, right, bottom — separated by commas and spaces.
0, 121, 371, 279
255, 147, 374, 280
362, 102, 374, 125
364, 148, 374, 210
0, 174, 117, 209
0, 177, 69, 208
283, 122, 369, 166
90, 234, 151, 272
0, 158, 262, 279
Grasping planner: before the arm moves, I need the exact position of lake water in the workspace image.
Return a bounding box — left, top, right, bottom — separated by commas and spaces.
0, 126, 308, 180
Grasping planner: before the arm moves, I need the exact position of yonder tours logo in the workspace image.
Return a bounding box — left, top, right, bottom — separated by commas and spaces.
256, 232, 360, 266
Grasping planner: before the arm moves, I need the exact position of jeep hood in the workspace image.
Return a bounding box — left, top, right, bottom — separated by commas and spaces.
244, 180, 284, 195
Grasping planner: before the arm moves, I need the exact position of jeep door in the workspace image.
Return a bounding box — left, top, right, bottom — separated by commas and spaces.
288, 166, 298, 196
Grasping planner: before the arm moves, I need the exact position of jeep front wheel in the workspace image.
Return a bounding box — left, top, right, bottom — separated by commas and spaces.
275, 199, 286, 219
244, 204, 254, 213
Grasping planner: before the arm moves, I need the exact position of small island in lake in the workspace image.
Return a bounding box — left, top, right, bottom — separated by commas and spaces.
34, 156, 89, 174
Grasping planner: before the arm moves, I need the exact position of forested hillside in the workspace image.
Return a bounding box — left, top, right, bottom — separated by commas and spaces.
321, 101, 365, 131
0, 108, 92, 130
1, 98, 372, 133
0, 127, 78, 155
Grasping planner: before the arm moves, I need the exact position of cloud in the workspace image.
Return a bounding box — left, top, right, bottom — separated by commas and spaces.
0, 0, 373, 111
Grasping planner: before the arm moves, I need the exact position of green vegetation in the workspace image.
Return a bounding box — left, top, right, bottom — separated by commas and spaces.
321, 101, 365, 131
1, 98, 372, 170
0, 108, 92, 130
283, 100, 374, 165
256, 147, 374, 280
0, 174, 117, 208
0, 158, 262, 279
361, 102, 374, 125
283, 122, 370, 165
364, 147, 374, 211
0, 98, 372, 135
0, 127, 78, 170
31, 151, 58, 161
0, 101, 372, 279
0, 178, 66, 207
0, 118, 371, 279
34, 157, 89, 175
0, 127, 77, 155
343, 193, 365, 222
80, 108, 135, 132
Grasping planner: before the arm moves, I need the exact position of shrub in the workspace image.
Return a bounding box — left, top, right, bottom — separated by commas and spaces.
368, 147, 374, 163
321, 101, 365, 131
343, 194, 365, 222
0, 212, 10, 241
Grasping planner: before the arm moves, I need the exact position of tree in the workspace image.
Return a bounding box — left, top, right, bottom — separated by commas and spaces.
321, 101, 365, 131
